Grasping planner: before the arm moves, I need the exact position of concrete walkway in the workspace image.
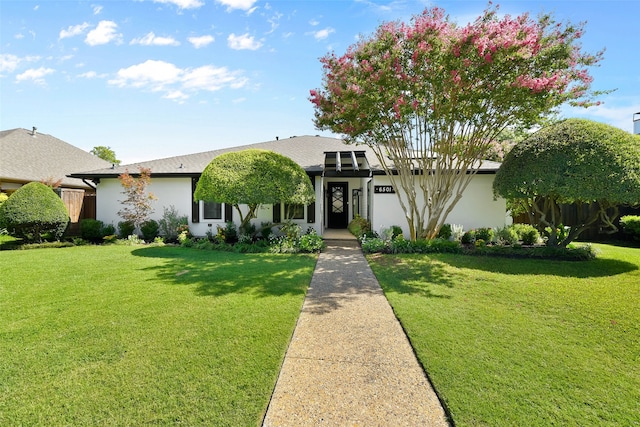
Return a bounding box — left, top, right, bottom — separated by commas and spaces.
262, 235, 450, 426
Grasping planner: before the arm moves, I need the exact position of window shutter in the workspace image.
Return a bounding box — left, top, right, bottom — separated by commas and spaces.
307, 175, 316, 223
273, 204, 281, 223
224, 204, 233, 222
191, 178, 199, 223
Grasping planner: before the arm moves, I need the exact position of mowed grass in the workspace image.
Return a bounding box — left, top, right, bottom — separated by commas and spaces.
0, 244, 316, 426
368, 243, 640, 426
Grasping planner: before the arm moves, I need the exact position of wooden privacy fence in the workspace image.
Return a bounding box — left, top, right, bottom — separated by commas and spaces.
58, 189, 97, 235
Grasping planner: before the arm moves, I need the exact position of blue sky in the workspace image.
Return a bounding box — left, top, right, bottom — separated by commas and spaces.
1, 0, 639, 164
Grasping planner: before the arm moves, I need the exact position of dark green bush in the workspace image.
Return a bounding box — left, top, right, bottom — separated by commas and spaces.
102, 223, 116, 236
223, 221, 238, 243
348, 214, 371, 238
0, 182, 69, 242
461, 230, 476, 244
620, 215, 640, 240
118, 220, 135, 238
80, 219, 104, 242
437, 223, 452, 240
390, 225, 403, 239
140, 219, 159, 241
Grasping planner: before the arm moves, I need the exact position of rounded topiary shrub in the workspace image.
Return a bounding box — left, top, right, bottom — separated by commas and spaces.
80, 218, 105, 242
118, 220, 136, 238
140, 219, 159, 241
0, 182, 69, 242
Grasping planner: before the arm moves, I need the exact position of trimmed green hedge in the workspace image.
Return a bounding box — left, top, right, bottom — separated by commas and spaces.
0, 182, 69, 242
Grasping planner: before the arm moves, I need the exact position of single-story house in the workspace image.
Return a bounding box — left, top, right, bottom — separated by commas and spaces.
1, 127, 112, 228
69, 135, 508, 237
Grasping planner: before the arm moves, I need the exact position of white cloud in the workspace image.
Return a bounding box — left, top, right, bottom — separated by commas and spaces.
188, 35, 215, 48
227, 33, 263, 50
16, 67, 55, 85
93, 5, 103, 15
232, 97, 246, 104
182, 65, 248, 91
216, 0, 257, 11
15, 33, 25, 40
163, 90, 189, 101
310, 27, 335, 41
59, 22, 90, 40
130, 32, 180, 46
153, 0, 204, 9
109, 60, 182, 89
78, 71, 97, 78
85, 21, 122, 46
108, 60, 247, 99
309, 19, 319, 26
78, 71, 107, 79
0, 54, 21, 73
266, 12, 283, 34
0, 54, 40, 73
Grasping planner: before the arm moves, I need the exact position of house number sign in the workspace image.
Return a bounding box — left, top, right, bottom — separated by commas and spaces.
374, 185, 395, 194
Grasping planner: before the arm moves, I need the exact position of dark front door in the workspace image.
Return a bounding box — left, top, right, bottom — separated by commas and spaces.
327, 182, 348, 228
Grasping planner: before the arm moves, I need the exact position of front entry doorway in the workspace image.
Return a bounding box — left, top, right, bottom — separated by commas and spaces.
327, 182, 348, 228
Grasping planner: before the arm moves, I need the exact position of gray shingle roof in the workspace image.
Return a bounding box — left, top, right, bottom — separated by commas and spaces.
1, 128, 112, 189
69, 135, 501, 179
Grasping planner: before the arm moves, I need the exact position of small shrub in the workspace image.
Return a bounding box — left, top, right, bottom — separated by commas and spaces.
158, 206, 188, 242
80, 219, 105, 242
437, 224, 452, 240
475, 227, 495, 243
461, 230, 476, 244
496, 226, 519, 246
118, 221, 135, 238
521, 227, 541, 246
280, 220, 301, 240
475, 239, 486, 248
223, 221, 238, 243
360, 236, 389, 253
511, 224, 540, 245
348, 214, 371, 238
102, 223, 116, 236
390, 225, 403, 239
298, 230, 324, 253
390, 235, 412, 254
140, 219, 159, 241
620, 215, 640, 240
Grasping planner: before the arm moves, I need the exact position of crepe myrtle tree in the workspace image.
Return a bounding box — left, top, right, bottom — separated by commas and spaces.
118, 167, 156, 232
494, 119, 640, 247
194, 149, 315, 230
310, 4, 605, 240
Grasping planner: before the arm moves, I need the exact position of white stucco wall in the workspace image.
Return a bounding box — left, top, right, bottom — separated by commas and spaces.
370, 173, 508, 237
95, 175, 325, 237
95, 173, 507, 238
95, 177, 192, 229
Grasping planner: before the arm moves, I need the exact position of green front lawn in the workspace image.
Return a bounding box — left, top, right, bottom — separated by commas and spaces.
0, 245, 316, 426
368, 243, 640, 426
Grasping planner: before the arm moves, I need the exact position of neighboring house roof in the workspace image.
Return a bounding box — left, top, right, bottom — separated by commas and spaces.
1, 128, 112, 189
69, 135, 501, 179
